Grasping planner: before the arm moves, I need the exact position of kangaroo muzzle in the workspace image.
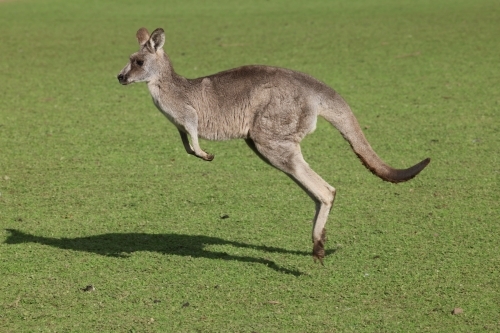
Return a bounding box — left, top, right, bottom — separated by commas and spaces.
117, 74, 128, 85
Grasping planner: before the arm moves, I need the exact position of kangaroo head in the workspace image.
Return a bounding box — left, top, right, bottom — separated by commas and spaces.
117, 27, 167, 85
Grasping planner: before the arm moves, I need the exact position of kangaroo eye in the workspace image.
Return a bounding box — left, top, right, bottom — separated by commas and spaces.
136, 60, 144, 66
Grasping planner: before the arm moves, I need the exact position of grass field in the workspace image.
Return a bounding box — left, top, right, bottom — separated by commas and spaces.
1, 0, 499, 331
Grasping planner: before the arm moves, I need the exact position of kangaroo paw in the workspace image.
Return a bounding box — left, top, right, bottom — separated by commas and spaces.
193, 152, 214, 161
312, 228, 327, 265
203, 153, 214, 161
312, 240, 325, 265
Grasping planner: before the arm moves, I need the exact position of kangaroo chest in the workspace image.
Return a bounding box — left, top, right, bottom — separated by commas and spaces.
149, 84, 181, 127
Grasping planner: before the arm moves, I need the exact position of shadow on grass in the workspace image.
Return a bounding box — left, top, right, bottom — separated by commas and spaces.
4, 229, 336, 276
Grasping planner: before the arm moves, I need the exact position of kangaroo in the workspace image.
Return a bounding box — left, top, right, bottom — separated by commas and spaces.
117, 27, 430, 264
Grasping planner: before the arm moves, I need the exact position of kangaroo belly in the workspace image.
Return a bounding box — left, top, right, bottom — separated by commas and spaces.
196, 107, 251, 141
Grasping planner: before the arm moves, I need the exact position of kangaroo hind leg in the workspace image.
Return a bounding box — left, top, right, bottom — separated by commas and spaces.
249, 139, 336, 264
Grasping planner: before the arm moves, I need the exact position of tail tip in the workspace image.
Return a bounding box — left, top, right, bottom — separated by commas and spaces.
386, 157, 431, 183
405, 156, 431, 181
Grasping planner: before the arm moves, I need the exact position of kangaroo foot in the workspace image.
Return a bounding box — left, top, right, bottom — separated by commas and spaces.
193, 151, 214, 161
203, 153, 214, 161
312, 228, 326, 265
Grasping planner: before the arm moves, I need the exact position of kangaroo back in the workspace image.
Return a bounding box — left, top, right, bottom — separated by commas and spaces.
320, 92, 430, 183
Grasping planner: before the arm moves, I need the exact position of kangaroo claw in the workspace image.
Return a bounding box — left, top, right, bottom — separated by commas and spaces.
312, 228, 326, 265
312, 240, 325, 265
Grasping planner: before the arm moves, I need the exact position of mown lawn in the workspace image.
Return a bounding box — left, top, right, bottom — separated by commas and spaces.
0, 0, 498, 332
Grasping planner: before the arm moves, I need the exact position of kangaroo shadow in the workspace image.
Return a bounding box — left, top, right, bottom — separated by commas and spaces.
4, 229, 336, 276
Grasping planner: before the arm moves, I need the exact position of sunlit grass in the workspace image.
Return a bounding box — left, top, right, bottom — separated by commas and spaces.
1, 0, 499, 331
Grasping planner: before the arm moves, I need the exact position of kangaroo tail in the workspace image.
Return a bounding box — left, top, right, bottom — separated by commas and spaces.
320, 92, 430, 183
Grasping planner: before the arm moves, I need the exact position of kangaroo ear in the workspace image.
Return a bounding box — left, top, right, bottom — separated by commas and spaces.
149, 28, 165, 52
136, 27, 150, 46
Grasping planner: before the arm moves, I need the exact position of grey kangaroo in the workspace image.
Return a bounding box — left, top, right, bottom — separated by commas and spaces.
117, 27, 430, 263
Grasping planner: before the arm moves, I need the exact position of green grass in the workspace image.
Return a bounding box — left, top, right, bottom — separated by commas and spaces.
1, 0, 499, 331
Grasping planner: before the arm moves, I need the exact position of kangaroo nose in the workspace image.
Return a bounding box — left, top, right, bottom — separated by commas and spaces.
117, 74, 128, 85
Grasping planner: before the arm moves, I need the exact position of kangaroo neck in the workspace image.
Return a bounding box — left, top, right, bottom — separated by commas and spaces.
148, 60, 188, 90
